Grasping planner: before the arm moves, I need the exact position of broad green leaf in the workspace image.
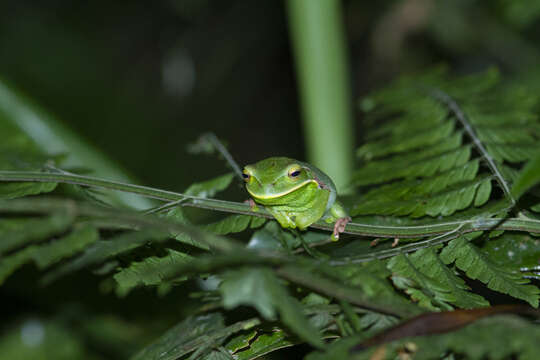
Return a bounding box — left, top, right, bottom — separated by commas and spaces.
482, 233, 540, 270
220, 267, 324, 348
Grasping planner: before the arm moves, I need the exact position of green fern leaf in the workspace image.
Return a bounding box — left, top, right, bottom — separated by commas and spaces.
204, 215, 266, 235
353, 165, 492, 217
0, 181, 57, 199
0, 213, 74, 255
42, 229, 168, 284
114, 249, 193, 297
388, 253, 455, 311
354, 67, 540, 218
440, 236, 540, 307
354, 137, 470, 186
411, 248, 489, 308
185, 172, 234, 198
0, 224, 98, 284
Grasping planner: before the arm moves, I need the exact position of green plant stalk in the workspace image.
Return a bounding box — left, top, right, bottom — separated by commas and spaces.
287, 0, 354, 193
2, 171, 540, 248
0, 79, 152, 209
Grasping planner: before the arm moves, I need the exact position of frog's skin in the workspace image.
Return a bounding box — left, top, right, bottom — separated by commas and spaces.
243, 157, 351, 240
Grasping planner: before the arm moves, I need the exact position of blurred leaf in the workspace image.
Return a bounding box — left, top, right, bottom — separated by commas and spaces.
185, 172, 234, 198
0, 319, 95, 360
511, 151, 540, 200
204, 214, 266, 235
114, 249, 193, 297
482, 233, 540, 270
0, 224, 98, 284
357, 315, 540, 360
0, 213, 74, 255
234, 330, 294, 360
131, 313, 225, 360
0, 181, 57, 199
42, 229, 168, 284
220, 267, 324, 348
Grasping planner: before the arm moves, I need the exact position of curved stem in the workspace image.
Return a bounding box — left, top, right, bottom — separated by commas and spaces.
1, 171, 540, 241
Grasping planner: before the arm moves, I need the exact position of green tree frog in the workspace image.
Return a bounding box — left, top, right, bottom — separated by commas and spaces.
242, 157, 351, 240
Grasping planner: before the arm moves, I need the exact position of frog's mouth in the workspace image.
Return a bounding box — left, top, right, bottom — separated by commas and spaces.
246, 179, 317, 200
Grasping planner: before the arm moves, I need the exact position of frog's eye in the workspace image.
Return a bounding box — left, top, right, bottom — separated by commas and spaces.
242, 171, 250, 182
288, 168, 301, 178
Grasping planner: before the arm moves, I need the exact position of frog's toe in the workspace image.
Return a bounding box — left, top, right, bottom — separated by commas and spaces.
332, 216, 351, 240
244, 198, 259, 211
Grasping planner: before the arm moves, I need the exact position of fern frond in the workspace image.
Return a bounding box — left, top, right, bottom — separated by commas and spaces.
354, 67, 540, 218
440, 235, 540, 307
0, 213, 74, 254
0, 224, 98, 284
388, 253, 455, 311
388, 248, 489, 310
42, 230, 168, 284
204, 214, 266, 235
114, 249, 193, 297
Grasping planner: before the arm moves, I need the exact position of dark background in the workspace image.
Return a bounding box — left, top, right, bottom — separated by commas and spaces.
2, 1, 540, 358
4, 0, 538, 192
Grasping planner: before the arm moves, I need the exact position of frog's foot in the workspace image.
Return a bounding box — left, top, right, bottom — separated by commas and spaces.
244, 198, 259, 211
332, 216, 351, 241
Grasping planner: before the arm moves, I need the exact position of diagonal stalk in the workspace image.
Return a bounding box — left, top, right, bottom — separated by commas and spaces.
1, 171, 539, 241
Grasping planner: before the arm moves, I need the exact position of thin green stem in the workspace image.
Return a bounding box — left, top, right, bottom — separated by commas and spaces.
2, 171, 540, 242
287, 0, 354, 193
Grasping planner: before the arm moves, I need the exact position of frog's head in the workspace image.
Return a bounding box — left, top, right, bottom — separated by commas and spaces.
242, 157, 315, 200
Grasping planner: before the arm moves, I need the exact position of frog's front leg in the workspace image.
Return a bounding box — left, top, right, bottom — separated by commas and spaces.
324, 201, 351, 241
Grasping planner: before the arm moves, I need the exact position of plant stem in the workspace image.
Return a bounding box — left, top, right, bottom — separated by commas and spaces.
2, 171, 540, 243
286, 0, 354, 193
